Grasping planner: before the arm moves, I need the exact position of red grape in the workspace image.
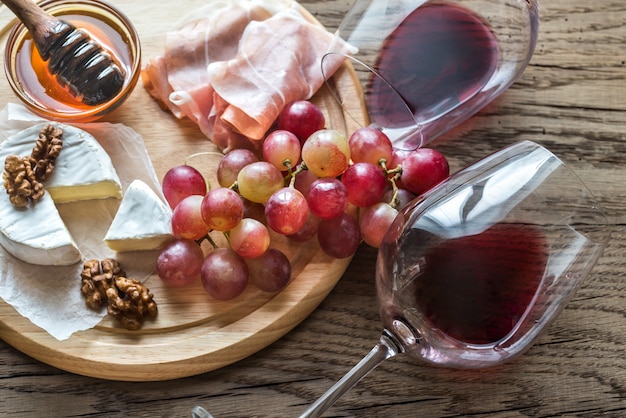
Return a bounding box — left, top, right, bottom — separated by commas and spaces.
171, 195, 210, 240
201, 187, 244, 231
246, 248, 292, 292
400, 148, 450, 195
387, 148, 412, 189
301, 129, 350, 178
162, 165, 207, 209
306, 178, 348, 220
341, 162, 388, 207
237, 161, 285, 204
293, 169, 318, 197
201, 248, 249, 300
229, 218, 271, 258
242, 198, 267, 224
383, 188, 416, 210
389, 148, 412, 170
318, 213, 361, 258
217, 149, 259, 188
263, 130, 301, 171
348, 127, 393, 166
287, 211, 320, 242
359, 202, 398, 248
277, 100, 326, 143
156, 239, 204, 287
265, 187, 309, 235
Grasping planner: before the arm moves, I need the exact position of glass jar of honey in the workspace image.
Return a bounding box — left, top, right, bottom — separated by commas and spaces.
4, 0, 141, 122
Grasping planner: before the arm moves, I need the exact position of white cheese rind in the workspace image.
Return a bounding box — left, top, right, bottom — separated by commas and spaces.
0, 192, 81, 265
104, 179, 173, 252
0, 122, 122, 265
0, 123, 122, 203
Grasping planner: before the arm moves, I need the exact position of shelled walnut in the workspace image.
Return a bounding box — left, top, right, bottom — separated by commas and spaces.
2, 124, 64, 207
3, 155, 44, 207
31, 124, 63, 182
80, 258, 158, 330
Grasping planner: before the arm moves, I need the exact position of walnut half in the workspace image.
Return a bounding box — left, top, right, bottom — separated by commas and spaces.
80, 258, 158, 330
2, 124, 63, 207
2, 155, 44, 207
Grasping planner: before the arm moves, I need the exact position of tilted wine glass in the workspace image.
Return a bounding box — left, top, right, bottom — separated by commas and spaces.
298, 140, 610, 417
322, 0, 540, 150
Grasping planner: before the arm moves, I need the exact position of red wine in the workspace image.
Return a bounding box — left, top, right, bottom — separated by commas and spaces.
366, 2, 499, 132
408, 223, 548, 345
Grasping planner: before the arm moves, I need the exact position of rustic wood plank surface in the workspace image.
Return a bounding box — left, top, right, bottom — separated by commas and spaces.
2, 0, 626, 416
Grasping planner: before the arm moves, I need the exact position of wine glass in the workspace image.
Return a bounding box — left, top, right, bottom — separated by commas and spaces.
296, 140, 610, 417
322, 0, 540, 150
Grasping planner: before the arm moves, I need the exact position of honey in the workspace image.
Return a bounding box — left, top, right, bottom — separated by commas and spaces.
4, 0, 141, 122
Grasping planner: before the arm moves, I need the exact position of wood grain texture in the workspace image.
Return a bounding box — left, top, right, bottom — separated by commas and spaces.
2, 0, 626, 416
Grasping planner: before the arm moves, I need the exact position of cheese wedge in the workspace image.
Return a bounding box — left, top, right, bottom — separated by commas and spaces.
0, 191, 81, 265
104, 179, 173, 252
0, 123, 122, 265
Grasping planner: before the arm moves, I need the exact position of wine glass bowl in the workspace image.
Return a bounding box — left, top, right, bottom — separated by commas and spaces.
323, 0, 539, 149
377, 140, 610, 368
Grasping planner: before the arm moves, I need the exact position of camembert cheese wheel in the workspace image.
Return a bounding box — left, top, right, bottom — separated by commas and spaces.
104, 179, 173, 252
0, 123, 122, 266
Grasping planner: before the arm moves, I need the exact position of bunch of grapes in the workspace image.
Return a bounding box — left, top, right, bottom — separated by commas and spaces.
156, 100, 450, 300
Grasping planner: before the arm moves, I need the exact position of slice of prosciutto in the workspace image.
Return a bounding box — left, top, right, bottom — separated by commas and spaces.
142, 0, 280, 142
209, 7, 356, 143
141, 0, 356, 152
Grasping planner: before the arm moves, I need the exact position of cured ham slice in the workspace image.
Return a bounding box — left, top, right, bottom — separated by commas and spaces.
142, 0, 282, 138
141, 0, 356, 151
209, 7, 356, 142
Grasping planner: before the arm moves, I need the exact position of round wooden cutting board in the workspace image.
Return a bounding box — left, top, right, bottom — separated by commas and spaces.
0, 0, 368, 381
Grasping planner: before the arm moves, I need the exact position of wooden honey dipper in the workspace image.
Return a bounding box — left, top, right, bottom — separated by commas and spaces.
2, 0, 125, 106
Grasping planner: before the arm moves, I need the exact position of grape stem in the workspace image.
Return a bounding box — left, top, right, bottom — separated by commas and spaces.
203, 233, 221, 250
283, 159, 293, 176
379, 159, 402, 209
287, 162, 308, 188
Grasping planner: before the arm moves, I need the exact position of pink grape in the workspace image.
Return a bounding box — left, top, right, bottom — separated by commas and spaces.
201, 187, 244, 231
263, 130, 301, 171
293, 169, 318, 197
388, 148, 413, 189
301, 129, 350, 178
237, 161, 285, 204
383, 188, 416, 211
242, 198, 267, 224
318, 213, 361, 258
229, 218, 271, 258
359, 202, 398, 248
217, 149, 259, 187
287, 211, 320, 242
171, 195, 210, 240
201, 248, 249, 300
306, 178, 348, 220
400, 148, 450, 195
348, 127, 393, 166
389, 148, 412, 170
162, 165, 207, 209
341, 162, 388, 207
265, 187, 309, 235
277, 100, 326, 143
246, 248, 292, 292
156, 239, 204, 287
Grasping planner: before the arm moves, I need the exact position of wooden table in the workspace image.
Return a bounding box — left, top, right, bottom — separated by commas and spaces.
2, 0, 625, 416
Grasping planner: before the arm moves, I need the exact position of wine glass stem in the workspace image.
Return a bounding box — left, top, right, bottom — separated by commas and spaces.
298, 332, 402, 418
